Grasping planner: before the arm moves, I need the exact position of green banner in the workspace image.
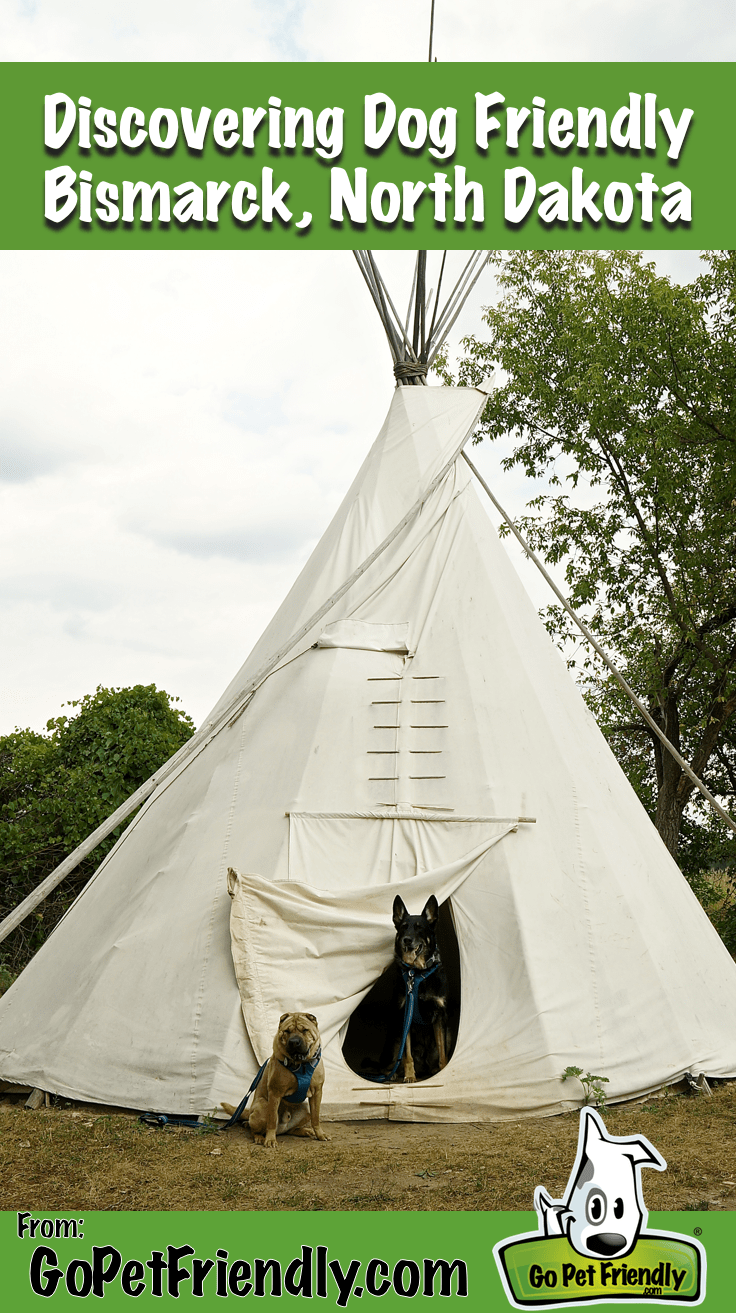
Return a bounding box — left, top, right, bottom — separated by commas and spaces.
1, 1210, 728, 1308
1, 62, 733, 249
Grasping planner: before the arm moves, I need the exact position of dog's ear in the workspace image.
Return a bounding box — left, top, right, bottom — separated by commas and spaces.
422, 895, 439, 924
279, 1013, 290, 1023
305, 1014, 317, 1023
393, 895, 408, 927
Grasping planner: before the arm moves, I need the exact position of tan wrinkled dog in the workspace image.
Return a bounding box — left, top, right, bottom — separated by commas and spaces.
222, 1012, 330, 1148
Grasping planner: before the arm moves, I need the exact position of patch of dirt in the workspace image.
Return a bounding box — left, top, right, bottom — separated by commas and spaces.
2, 1083, 735, 1213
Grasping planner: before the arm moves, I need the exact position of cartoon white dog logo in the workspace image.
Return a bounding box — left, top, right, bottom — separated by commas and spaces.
535, 1107, 666, 1259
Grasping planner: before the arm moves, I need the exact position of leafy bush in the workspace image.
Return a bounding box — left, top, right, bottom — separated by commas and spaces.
0, 685, 195, 977
686, 865, 736, 958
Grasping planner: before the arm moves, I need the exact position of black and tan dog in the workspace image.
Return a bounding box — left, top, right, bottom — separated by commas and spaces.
385, 894, 449, 1083
222, 1011, 329, 1148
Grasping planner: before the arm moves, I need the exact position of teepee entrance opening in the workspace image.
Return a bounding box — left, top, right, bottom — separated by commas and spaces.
342, 898, 461, 1083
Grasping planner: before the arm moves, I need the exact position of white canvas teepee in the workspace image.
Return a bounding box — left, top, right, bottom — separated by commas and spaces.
1, 378, 736, 1122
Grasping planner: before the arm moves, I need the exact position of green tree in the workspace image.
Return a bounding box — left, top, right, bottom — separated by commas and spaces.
0, 685, 195, 977
451, 250, 736, 870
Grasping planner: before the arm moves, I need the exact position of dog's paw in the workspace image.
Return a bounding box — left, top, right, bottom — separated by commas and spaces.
263, 1136, 279, 1149
252, 1133, 265, 1144
403, 1073, 417, 1084
314, 1129, 331, 1141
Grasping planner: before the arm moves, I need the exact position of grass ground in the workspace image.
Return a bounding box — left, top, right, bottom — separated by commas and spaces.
2, 1082, 735, 1213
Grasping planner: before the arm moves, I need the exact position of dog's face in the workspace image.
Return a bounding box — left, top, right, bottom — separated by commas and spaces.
392, 895, 439, 969
565, 1110, 664, 1259
274, 1012, 321, 1063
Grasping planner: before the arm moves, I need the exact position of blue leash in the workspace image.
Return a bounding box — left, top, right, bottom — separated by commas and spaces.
366, 961, 440, 1084
222, 1049, 322, 1129
139, 1113, 215, 1130
222, 1059, 268, 1128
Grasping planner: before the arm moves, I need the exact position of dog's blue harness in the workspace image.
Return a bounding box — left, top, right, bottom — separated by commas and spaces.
281, 1050, 323, 1104
366, 959, 441, 1084
222, 1048, 322, 1129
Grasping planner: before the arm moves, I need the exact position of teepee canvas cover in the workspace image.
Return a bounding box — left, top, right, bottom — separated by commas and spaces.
1, 383, 735, 1122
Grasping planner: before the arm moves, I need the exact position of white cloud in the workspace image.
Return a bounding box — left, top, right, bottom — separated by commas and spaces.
0, 247, 413, 732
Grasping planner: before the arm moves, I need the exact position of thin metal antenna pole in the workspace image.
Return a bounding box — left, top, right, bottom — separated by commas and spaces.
428, 0, 436, 60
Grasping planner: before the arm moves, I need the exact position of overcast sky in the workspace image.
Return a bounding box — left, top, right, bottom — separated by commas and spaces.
0, 2, 726, 736
3, 0, 734, 62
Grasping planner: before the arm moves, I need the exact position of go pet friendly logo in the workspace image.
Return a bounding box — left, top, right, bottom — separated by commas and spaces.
494, 1107, 705, 1307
